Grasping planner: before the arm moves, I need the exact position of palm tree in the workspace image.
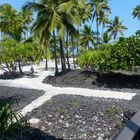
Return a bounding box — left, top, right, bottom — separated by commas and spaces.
80, 24, 95, 49
98, 12, 109, 35
23, 0, 78, 74
100, 32, 111, 44
132, 5, 140, 30
65, 1, 92, 68
90, 0, 111, 48
107, 16, 127, 40
0, 4, 17, 36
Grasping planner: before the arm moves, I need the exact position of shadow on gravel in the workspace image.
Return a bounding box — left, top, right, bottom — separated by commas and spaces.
43, 70, 140, 90
0, 127, 64, 140
94, 71, 140, 89
0, 72, 23, 79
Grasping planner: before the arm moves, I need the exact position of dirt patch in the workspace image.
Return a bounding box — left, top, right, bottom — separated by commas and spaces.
43, 70, 140, 93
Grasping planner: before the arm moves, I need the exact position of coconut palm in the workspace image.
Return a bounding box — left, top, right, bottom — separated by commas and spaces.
67, 0, 92, 68
107, 16, 127, 40
100, 32, 111, 44
132, 5, 140, 29
80, 24, 95, 49
98, 12, 109, 35
23, 0, 80, 74
0, 4, 17, 36
89, 0, 111, 48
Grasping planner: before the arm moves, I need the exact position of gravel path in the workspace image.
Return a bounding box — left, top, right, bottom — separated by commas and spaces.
0, 61, 139, 140
0, 60, 137, 116
26, 94, 137, 140
0, 86, 44, 111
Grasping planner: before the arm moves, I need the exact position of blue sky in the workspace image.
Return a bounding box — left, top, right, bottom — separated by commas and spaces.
0, 0, 140, 37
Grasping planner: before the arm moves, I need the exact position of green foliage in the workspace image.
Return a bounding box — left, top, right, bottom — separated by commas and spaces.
0, 36, 41, 72
106, 106, 118, 117
105, 106, 123, 129
132, 5, 140, 20
78, 49, 106, 70
0, 101, 29, 137
57, 108, 65, 114
78, 32, 140, 71
107, 16, 127, 40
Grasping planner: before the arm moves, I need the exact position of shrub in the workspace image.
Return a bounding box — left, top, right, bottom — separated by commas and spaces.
0, 36, 42, 73
78, 33, 140, 71
78, 49, 106, 71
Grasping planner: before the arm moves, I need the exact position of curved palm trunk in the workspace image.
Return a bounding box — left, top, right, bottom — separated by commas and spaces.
53, 30, 59, 75
66, 28, 71, 70
59, 39, 67, 73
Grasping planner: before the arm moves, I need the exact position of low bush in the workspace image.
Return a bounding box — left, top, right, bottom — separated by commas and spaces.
78, 32, 140, 71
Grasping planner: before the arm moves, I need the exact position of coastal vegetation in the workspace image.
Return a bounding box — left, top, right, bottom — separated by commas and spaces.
0, 0, 139, 76
0, 1, 140, 139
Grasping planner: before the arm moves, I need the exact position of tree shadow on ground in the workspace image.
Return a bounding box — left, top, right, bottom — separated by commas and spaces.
94, 72, 140, 89
0, 127, 64, 140
0, 72, 23, 79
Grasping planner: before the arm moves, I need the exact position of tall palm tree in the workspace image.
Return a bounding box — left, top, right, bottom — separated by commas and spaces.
107, 16, 127, 40
68, 0, 92, 67
23, 0, 79, 74
98, 12, 109, 35
132, 5, 140, 30
89, 0, 111, 48
80, 24, 95, 49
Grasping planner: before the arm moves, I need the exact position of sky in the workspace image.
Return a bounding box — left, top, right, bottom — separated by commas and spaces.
0, 0, 140, 37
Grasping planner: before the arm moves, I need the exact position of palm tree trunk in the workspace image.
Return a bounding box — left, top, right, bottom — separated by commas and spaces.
66, 28, 71, 70
71, 36, 76, 68
96, 15, 99, 48
102, 24, 104, 37
77, 47, 79, 56
53, 30, 59, 75
45, 58, 48, 70
88, 42, 90, 50
77, 26, 80, 56
59, 39, 67, 73
18, 60, 23, 74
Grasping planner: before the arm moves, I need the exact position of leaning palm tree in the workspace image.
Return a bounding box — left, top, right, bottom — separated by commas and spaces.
89, 0, 111, 48
132, 5, 140, 30
107, 16, 127, 40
